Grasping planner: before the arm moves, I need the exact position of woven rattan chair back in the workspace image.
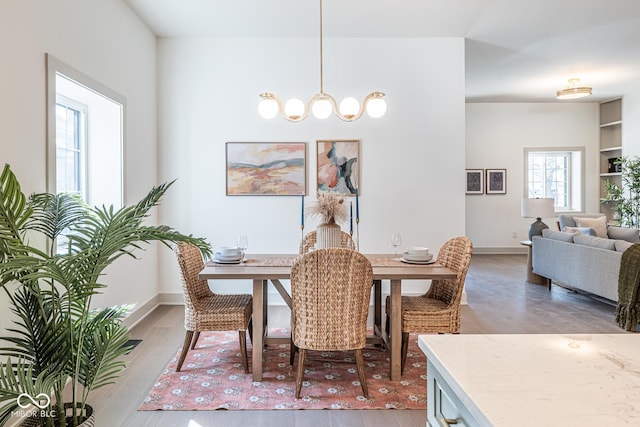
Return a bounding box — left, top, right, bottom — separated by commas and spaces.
173, 242, 253, 373
424, 236, 473, 308
175, 242, 214, 329
299, 230, 354, 254
290, 247, 373, 397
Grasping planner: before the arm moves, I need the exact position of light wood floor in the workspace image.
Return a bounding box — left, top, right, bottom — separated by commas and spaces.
90, 254, 625, 426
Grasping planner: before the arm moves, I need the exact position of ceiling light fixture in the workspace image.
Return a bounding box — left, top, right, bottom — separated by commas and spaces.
258, 0, 386, 122
556, 78, 592, 100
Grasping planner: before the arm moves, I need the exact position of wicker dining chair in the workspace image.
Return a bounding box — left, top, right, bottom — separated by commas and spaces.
290, 247, 373, 398
174, 242, 253, 373
299, 230, 354, 253
385, 236, 473, 374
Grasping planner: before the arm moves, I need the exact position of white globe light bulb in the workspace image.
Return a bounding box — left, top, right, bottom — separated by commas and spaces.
258, 98, 279, 119
284, 98, 305, 119
312, 98, 332, 119
366, 97, 387, 118
339, 97, 360, 119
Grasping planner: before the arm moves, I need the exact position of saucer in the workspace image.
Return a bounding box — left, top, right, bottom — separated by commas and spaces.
402, 252, 433, 262
213, 258, 242, 264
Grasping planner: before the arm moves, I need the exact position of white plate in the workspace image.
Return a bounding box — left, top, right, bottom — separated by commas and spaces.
213, 258, 242, 264
402, 252, 433, 262
214, 252, 242, 262
401, 258, 436, 265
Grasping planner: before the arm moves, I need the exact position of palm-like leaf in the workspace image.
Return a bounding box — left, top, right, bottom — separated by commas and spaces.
77, 306, 132, 394
0, 164, 32, 276
26, 192, 87, 243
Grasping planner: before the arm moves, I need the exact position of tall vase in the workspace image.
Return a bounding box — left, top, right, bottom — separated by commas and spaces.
316, 222, 341, 249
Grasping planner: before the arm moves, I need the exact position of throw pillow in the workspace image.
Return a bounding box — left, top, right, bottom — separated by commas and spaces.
574, 216, 608, 238
607, 226, 640, 243
563, 226, 597, 236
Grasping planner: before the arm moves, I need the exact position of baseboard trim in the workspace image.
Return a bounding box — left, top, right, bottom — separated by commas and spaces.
123, 293, 183, 329
473, 246, 527, 255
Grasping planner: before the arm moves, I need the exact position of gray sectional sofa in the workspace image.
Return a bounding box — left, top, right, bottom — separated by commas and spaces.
531, 214, 639, 302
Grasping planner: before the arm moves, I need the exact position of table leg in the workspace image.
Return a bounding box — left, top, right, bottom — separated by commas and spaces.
252, 279, 264, 381
263, 279, 268, 344
373, 279, 382, 337
525, 245, 551, 287
389, 279, 402, 381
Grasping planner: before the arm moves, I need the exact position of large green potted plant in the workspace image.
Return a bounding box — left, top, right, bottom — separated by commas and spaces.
601, 156, 640, 227
0, 164, 211, 426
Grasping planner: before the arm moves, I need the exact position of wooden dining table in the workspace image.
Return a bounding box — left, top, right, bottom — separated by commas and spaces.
199, 253, 456, 381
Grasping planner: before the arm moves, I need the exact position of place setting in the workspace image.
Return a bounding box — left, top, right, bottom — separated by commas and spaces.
390, 233, 435, 264
401, 247, 435, 264
213, 235, 248, 264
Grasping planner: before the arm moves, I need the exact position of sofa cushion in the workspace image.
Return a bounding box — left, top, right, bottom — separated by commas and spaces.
607, 226, 640, 243
574, 216, 608, 238
541, 229, 575, 242
615, 240, 634, 252
563, 226, 597, 236
573, 234, 616, 250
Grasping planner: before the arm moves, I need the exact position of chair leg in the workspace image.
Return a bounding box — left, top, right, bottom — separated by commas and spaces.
354, 348, 369, 398
385, 313, 389, 336
176, 330, 194, 372
239, 330, 249, 374
401, 332, 409, 375
295, 348, 307, 399
289, 336, 297, 365
190, 331, 201, 350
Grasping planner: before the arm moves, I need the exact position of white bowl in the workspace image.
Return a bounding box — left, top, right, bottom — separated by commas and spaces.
219, 246, 241, 256
403, 252, 433, 262
407, 247, 430, 257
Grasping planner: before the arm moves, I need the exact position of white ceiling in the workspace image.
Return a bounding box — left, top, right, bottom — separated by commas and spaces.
124, 0, 640, 102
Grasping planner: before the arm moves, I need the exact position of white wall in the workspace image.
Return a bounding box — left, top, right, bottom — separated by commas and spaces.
157, 37, 466, 298
0, 0, 158, 329
466, 103, 599, 250
622, 86, 640, 157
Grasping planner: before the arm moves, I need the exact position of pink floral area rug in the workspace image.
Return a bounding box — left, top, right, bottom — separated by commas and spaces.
139, 330, 427, 411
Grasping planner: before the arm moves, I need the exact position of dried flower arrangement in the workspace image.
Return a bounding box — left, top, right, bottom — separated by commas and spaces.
307, 192, 348, 224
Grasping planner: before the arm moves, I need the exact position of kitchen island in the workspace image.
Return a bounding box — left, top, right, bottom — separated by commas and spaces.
419, 333, 640, 426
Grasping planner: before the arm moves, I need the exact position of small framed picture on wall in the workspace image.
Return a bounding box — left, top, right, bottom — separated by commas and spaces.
486, 169, 507, 194
465, 169, 484, 194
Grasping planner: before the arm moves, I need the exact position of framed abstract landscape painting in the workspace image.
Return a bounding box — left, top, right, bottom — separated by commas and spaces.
225, 142, 306, 195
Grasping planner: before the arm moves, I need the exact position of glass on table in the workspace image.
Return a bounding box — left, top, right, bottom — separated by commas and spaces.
237, 235, 248, 262
391, 232, 402, 258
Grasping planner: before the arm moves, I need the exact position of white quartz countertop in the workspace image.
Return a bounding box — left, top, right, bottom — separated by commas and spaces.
419, 334, 640, 426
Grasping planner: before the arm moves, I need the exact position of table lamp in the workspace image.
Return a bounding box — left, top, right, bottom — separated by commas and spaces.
522, 198, 555, 240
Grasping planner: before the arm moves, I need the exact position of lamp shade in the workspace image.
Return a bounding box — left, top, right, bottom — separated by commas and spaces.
522, 198, 555, 219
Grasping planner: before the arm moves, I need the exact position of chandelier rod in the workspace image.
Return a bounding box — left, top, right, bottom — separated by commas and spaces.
319, 0, 324, 94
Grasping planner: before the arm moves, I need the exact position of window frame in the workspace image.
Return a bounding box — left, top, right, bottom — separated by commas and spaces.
524, 146, 585, 213
46, 53, 126, 203
55, 94, 88, 199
